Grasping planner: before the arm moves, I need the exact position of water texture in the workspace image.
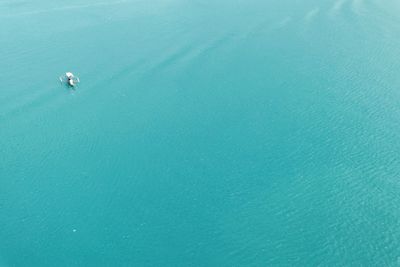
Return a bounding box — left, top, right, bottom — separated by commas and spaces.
1, 0, 400, 266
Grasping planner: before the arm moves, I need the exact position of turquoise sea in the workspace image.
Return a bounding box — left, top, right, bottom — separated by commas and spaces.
1, 0, 400, 266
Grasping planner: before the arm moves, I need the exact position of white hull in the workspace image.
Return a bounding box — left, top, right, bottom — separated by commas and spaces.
60, 72, 79, 87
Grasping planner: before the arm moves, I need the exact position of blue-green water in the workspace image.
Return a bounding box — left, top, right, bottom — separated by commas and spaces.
2, 0, 400, 266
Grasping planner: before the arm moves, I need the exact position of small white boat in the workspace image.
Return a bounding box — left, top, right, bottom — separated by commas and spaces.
60, 72, 80, 87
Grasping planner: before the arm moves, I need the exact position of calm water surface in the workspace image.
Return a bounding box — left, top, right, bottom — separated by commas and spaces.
1, 0, 400, 266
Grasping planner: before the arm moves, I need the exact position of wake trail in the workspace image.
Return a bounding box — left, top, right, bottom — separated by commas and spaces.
330, 0, 348, 16
2, 0, 131, 17
304, 8, 320, 22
